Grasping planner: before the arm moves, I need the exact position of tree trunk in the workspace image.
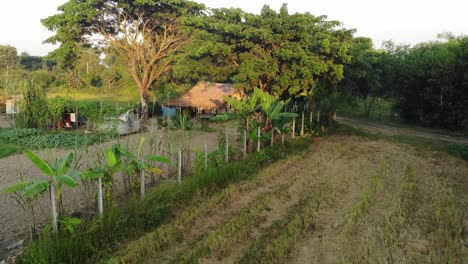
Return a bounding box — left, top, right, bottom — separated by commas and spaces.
140, 89, 150, 129
330, 111, 337, 121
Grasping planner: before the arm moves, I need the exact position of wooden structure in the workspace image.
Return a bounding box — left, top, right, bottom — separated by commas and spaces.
164, 82, 242, 115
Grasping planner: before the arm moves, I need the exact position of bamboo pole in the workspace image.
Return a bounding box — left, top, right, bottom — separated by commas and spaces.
204, 143, 208, 171
177, 147, 182, 183
50, 184, 58, 233
292, 118, 296, 139
257, 127, 261, 152
98, 177, 103, 216
243, 130, 247, 159
140, 158, 145, 197
301, 112, 305, 136
225, 134, 229, 163
270, 128, 274, 147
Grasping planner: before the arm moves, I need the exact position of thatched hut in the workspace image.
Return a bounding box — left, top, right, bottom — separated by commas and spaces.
164, 82, 242, 115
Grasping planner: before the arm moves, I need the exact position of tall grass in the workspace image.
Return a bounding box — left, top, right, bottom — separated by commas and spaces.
19, 138, 312, 264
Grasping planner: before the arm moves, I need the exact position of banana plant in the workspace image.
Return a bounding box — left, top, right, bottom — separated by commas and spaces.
14, 150, 78, 233
82, 144, 124, 215
4, 176, 46, 239
257, 89, 297, 131
224, 89, 262, 132
119, 138, 170, 197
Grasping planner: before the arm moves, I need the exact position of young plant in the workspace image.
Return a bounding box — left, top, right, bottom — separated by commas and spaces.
4, 176, 43, 239
119, 137, 170, 197
21, 150, 78, 233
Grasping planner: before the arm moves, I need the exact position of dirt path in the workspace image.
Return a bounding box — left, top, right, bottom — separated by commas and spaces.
0, 122, 239, 260
337, 116, 468, 144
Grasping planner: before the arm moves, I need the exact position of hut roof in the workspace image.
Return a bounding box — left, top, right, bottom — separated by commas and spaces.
164, 82, 241, 109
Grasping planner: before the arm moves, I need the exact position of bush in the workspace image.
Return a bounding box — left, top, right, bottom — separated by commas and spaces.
15, 82, 51, 129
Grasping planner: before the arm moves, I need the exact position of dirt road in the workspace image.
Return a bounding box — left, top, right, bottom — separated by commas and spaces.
337, 116, 468, 144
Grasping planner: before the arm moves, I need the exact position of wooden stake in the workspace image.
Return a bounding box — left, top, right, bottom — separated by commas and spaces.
310, 111, 313, 123
98, 177, 103, 216
243, 130, 247, 159
204, 143, 208, 171
301, 112, 305, 136
50, 184, 58, 233
282, 133, 285, 145
140, 158, 145, 197
225, 134, 229, 163
270, 128, 274, 147
257, 127, 261, 152
292, 118, 296, 139
177, 147, 182, 183
317, 110, 321, 123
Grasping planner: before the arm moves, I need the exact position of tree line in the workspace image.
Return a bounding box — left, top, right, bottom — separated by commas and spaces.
1, 0, 466, 130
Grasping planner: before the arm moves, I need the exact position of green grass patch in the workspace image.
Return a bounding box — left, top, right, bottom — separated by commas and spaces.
0, 128, 113, 154
19, 138, 312, 264
237, 196, 318, 264
355, 167, 419, 263
0, 139, 21, 158
177, 186, 287, 264
335, 124, 468, 161
346, 160, 388, 225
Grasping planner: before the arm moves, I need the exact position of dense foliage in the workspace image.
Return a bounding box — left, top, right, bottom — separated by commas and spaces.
342, 36, 468, 130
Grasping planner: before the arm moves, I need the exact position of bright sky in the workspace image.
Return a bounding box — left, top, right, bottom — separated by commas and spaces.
1, 0, 467, 56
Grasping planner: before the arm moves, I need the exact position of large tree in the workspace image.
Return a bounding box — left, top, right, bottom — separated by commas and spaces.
179, 4, 355, 101
42, 0, 204, 125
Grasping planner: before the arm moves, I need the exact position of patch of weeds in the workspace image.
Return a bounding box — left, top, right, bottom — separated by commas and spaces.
423, 178, 466, 263
354, 167, 420, 263
346, 160, 388, 226
177, 186, 288, 264
238, 196, 318, 264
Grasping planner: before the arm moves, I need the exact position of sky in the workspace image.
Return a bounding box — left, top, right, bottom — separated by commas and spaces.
0, 0, 467, 56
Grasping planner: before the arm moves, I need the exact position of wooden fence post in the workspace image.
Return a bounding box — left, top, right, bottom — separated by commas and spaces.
243, 130, 247, 159
225, 134, 229, 163
50, 184, 58, 233
98, 177, 103, 216
301, 112, 305, 136
178, 147, 182, 183
204, 143, 208, 171
257, 126, 261, 152
292, 118, 296, 139
270, 128, 274, 147
140, 158, 145, 197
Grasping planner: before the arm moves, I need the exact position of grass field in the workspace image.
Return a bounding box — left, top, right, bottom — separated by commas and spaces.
98, 131, 467, 263
2, 117, 467, 263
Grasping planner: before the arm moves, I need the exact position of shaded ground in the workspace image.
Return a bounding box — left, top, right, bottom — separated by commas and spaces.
337, 116, 468, 144
107, 134, 468, 263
